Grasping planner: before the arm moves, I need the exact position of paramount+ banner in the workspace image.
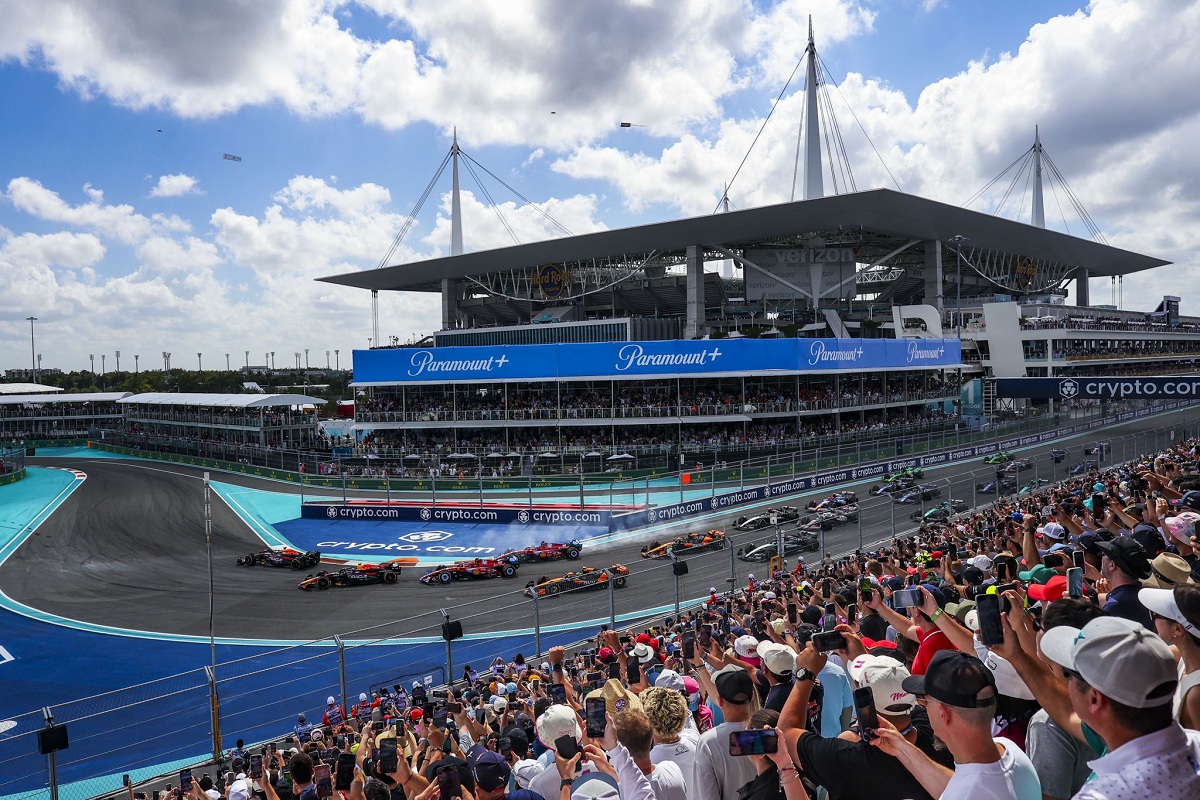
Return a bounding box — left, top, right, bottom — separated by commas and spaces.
994, 377, 1200, 400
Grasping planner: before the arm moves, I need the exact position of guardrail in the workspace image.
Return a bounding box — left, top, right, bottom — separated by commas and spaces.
3, 406, 1198, 800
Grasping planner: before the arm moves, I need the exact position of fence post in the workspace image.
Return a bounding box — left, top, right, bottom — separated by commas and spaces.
609, 574, 617, 629
439, 610, 454, 687
334, 635, 348, 717
42, 707, 59, 800
205, 665, 222, 763
532, 595, 542, 657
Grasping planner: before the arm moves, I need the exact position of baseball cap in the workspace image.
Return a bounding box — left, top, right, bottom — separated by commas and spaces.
712, 665, 755, 705
1139, 587, 1200, 636
1143, 553, 1196, 589
1041, 616, 1177, 708
534, 703, 581, 750
848, 655, 916, 713
1027, 575, 1067, 602
756, 641, 795, 676
654, 668, 685, 691
569, 772, 621, 800
967, 555, 993, 572
1076, 530, 1112, 557
1038, 522, 1067, 540
763, 590, 777, 600
961, 566, 985, 586
1018, 564, 1057, 585
227, 780, 252, 800
1096, 536, 1152, 580
473, 751, 511, 791
733, 634, 759, 658
919, 583, 947, 609
328, 696, 337, 705
901, 650, 997, 708
596, 646, 617, 663
1169, 490, 1200, 511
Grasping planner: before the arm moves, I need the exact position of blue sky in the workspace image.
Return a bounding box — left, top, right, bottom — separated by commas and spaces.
2, 0, 1196, 375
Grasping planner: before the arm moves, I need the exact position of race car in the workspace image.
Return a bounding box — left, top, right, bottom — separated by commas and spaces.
298, 559, 415, 590
976, 476, 1017, 494
1017, 478, 1052, 495
238, 547, 321, 570
1070, 459, 1099, 475
523, 564, 629, 597
732, 507, 800, 531
805, 492, 858, 512
999, 458, 1034, 473
870, 478, 918, 496
795, 505, 859, 532
502, 540, 583, 563
910, 499, 968, 522
882, 466, 924, 482
420, 555, 521, 584
640, 530, 727, 558
736, 534, 820, 561
1082, 443, 1109, 456
984, 450, 1017, 465
892, 483, 942, 504
1049, 448, 1068, 463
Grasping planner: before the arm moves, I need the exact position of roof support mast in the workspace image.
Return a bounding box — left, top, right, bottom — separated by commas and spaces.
442, 130, 465, 328
1032, 125, 1045, 228
802, 17, 824, 200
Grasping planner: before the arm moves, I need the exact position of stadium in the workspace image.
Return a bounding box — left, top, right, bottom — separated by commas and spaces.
4, 26, 1200, 800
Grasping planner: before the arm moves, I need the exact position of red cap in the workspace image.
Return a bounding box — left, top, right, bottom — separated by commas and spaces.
409, 707, 423, 721
635, 633, 656, 646
1028, 575, 1067, 602
597, 647, 617, 663
860, 636, 898, 650
931, 550, 943, 559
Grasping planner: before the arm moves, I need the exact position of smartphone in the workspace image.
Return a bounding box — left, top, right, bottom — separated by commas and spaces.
860, 586, 873, 602
379, 737, 398, 774
627, 658, 641, 684
846, 603, 857, 625
892, 588, 922, 609
433, 708, 448, 729
812, 630, 847, 652
445, 702, 462, 714
976, 594, 1005, 647
371, 719, 386, 732
607, 661, 622, 680
555, 734, 580, 760
335, 734, 347, 749
786, 602, 797, 624
422, 703, 435, 719
249, 754, 263, 780
1072, 550, 1085, 570
498, 737, 512, 757
179, 771, 193, 793
699, 624, 713, 648
853, 687, 879, 742
728, 729, 779, 756
682, 631, 696, 660
585, 697, 607, 739
1067, 567, 1084, 599
436, 766, 460, 798
948, 542, 958, 560
823, 603, 837, 631
335, 753, 356, 791
550, 684, 568, 705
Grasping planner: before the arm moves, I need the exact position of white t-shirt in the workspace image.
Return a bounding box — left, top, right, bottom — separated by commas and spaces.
940, 738, 1041, 800
648, 759, 687, 800
650, 740, 696, 778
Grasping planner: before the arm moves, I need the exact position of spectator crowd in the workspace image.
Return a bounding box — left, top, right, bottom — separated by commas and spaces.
152, 437, 1200, 800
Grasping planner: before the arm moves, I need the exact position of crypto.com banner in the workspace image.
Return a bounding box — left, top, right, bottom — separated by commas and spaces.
993, 377, 1200, 400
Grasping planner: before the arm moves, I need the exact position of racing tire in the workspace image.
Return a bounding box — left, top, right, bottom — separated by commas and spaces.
383, 570, 398, 584
439, 571, 452, 584
291, 559, 304, 570
548, 583, 560, 595
501, 564, 517, 578
614, 576, 627, 588
241, 555, 257, 566
317, 577, 330, 590
567, 547, 580, 559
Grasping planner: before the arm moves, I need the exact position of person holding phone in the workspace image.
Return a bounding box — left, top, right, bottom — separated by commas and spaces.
862, 582, 954, 676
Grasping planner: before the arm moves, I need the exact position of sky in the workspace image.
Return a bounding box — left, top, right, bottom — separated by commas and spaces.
2, 0, 1199, 376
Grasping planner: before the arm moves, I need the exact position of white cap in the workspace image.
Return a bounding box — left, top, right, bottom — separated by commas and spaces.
847, 655, 915, 712
733, 634, 759, 658
1139, 587, 1200, 636
763, 591, 777, 600
709, 587, 718, 593
747, 573, 755, 580
654, 668, 685, 691
1041, 616, 1177, 708
359, 692, 368, 702
327, 696, 336, 705
1038, 522, 1067, 540
967, 555, 993, 572
491, 695, 508, 712
756, 641, 795, 675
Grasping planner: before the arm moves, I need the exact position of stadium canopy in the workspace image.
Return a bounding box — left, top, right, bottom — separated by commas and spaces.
0, 391, 130, 405
0, 383, 64, 395
317, 188, 1168, 294
119, 393, 326, 408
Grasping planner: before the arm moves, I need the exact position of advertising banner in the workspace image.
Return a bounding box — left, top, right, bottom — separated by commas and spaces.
994, 377, 1200, 400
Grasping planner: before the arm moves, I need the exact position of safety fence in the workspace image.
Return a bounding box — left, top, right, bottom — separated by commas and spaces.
0, 445, 27, 486
2, 411, 1198, 800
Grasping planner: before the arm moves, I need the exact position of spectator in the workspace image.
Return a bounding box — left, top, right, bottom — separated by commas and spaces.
611, 709, 686, 800
323, 696, 346, 728
641, 687, 697, 775
1140, 585, 1200, 728
691, 665, 757, 800
734, 709, 809, 800
873, 650, 1041, 799
1040, 615, 1200, 799
1095, 537, 1154, 628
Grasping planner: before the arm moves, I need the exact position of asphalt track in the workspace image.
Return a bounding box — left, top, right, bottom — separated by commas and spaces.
3, 407, 1197, 643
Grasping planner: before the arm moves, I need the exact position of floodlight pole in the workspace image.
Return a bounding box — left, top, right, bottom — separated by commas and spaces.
439, 608, 454, 684
204, 473, 215, 672
26, 316, 37, 382
42, 707, 58, 800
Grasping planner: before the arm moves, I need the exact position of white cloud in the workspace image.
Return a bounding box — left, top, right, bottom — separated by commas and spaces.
149, 174, 201, 198
6, 178, 191, 244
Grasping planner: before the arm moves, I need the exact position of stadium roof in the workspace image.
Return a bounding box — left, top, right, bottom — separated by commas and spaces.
0, 392, 130, 406
318, 188, 1168, 293
119, 393, 325, 408
0, 383, 64, 395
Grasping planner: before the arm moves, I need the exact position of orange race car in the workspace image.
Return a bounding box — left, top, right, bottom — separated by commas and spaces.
523, 564, 629, 597
639, 529, 726, 559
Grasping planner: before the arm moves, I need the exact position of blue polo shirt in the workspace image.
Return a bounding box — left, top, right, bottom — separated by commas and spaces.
1103, 583, 1153, 630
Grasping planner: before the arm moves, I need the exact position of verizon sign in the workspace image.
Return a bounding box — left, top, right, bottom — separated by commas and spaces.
744, 247, 858, 301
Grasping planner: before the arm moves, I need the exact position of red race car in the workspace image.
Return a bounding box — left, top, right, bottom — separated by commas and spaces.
420, 555, 521, 585
503, 540, 583, 563
237, 547, 321, 570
